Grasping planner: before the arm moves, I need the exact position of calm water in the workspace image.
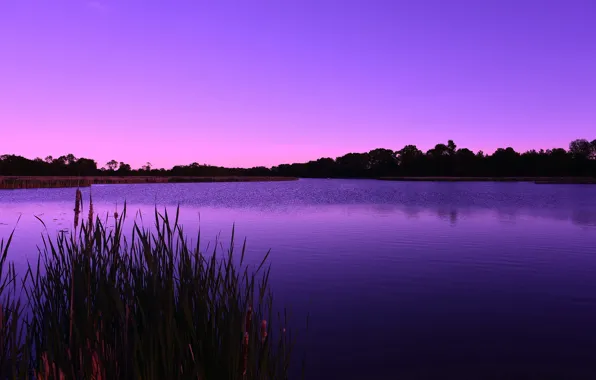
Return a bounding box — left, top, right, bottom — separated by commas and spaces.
1, 179, 596, 379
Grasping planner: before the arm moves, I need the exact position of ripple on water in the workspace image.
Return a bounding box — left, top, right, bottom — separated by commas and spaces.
1, 179, 596, 379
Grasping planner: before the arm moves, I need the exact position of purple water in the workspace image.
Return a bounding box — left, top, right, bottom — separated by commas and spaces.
1, 179, 596, 379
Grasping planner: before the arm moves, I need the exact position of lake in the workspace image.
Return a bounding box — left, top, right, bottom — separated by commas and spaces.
1, 179, 596, 379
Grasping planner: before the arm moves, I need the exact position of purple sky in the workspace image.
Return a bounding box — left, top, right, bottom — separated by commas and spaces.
1, 0, 595, 169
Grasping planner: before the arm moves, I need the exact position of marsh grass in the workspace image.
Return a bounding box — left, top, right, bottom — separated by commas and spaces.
0, 192, 302, 379
0, 176, 298, 189
0, 221, 31, 379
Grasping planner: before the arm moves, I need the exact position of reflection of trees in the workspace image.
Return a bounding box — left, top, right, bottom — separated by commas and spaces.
450, 210, 457, 225
322, 205, 596, 228
497, 208, 518, 224
436, 208, 459, 225
514, 208, 596, 228
403, 207, 422, 219
370, 204, 402, 217
392, 205, 596, 228
571, 210, 596, 227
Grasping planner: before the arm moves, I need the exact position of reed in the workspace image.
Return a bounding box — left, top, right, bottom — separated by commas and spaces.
0, 176, 299, 190
0, 192, 301, 379
0, 220, 30, 378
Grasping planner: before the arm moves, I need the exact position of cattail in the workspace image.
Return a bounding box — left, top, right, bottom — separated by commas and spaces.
98, 328, 106, 361
245, 305, 252, 333
242, 332, 249, 375
68, 265, 75, 348
41, 353, 50, 380
86, 337, 104, 380
78, 348, 84, 375
124, 303, 130, 350
188, 344, 195, 362
74, 188, 82, 212
91, 349, 102, 380
88, 190, 94, 230
74, 188, 82, 229
260, 320, 268, 343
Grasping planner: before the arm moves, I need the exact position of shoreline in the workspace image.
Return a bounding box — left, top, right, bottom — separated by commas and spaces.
0, 176, 298, 189
378, 176, 596, 184
1, 176, 595, 189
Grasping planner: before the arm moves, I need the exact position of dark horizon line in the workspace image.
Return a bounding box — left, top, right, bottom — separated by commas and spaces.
2, 138, 596, 171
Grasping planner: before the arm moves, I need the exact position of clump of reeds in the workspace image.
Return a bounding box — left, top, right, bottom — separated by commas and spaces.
0, 222, 30, 378
19, 192, 297, 379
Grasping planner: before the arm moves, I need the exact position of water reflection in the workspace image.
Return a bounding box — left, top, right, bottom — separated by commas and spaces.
434, 208, 459, 225
1, 181, 596, 378
2, 198, 596, 232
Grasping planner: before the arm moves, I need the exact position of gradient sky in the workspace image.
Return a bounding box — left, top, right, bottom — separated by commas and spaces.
1, 0, 595, 169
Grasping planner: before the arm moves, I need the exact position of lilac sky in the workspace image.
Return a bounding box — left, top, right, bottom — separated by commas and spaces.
1, 0, 595, 169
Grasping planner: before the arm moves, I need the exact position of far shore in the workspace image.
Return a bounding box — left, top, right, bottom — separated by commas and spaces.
0, 176, 298, 189
379, 176, 596, 184
2, 175, 596, 189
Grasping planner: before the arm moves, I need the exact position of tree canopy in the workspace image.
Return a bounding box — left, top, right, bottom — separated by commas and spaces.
1, 139, 595, 178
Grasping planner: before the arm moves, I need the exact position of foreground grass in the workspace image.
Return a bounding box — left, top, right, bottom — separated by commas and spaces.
0, 191, 302, 379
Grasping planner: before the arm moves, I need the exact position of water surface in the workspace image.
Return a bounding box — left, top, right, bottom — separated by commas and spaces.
1, 179, 596, 379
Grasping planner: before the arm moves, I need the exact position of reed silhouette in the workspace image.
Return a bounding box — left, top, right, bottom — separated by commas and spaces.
0, 192, 304, 379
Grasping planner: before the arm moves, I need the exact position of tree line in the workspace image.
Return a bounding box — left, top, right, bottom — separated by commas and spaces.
1, 139, 595, 178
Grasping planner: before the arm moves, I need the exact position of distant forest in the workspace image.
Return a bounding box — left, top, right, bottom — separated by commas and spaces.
1, 139, 595, 178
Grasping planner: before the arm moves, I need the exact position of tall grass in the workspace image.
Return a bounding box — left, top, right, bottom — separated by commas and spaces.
0, 220, 30, 379
0, 192, 301, 379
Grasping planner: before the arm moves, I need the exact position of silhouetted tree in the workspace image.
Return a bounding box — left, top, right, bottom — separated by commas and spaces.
54, 156, 67, 166
1, 138, 595, 178
569, 139, 592, 159
336, 153, 370, 177
105, 160, 118, 171
65, 154, 76, 165
427, 143, 450, 157
368, 148, 398, 176
447, 140, 457, 155
489, 148, 520, 176
71, 158, 98, 176
426, 143, 454, 175
397, 145, 424, 175
453, 148, 477, 176
304, 158, 336, 178
117, 162, 132, 174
